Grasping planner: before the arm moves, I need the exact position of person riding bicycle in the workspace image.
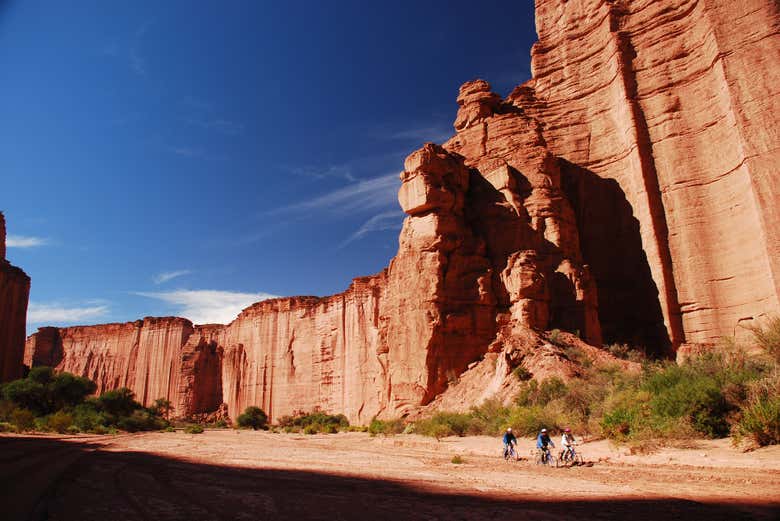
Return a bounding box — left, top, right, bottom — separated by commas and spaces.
536, 428, 555, 461
560, 427, 577, 459
502, 427, 517, 458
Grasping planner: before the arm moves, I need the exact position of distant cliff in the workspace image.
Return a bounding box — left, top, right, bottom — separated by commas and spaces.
21, 0, 780, 422
0, 212, 31, 382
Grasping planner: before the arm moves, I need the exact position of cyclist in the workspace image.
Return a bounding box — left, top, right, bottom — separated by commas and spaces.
502, 427, 517, 459
561, 427, 577, 459
536, 428, 555, 462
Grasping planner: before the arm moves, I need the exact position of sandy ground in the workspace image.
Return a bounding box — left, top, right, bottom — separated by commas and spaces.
1, 431, 778, 520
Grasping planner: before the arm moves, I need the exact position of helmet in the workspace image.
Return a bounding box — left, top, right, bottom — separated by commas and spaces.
565, 428, 571, 432
541, 428, 547, 433
506, 427, 512, 432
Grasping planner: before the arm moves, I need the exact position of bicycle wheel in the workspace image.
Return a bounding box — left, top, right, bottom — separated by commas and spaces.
574, 454, 584, 466
547, 455, 559, 468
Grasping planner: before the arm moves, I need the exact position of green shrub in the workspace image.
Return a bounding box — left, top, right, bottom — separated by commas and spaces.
368, 418, 405, 436
10, 408, 35, 431
237, 406, 268, 430
150, 398, 174, 420
97, 388, 140, 418
451, 455, 464, 464
50, 372, 97, 410
303, 425, 318, 435
66, 425, 80, 434
549, 329, 564, 347
736, 395, 780, 447
72, 402, 106, 431
0, 421, 16, 432
512, 366, 532, 381
3, 379, 47, 415
185, 424, 204, 434
275, 410, 348, 433
0, 399, 15, 421
48, 411, 74, 433
415, 412, 472, 438
117, 410, 165, 432
163, 425, 176, 432
746, 316, 780, 363
91, 425, 110, 435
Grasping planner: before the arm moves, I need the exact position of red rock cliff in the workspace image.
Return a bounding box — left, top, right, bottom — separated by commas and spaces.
0, 212, 31, 382
527, 0, 780, 347
22, 0, 780, 420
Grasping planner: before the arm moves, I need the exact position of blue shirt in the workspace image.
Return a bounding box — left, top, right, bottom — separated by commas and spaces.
503, 432, 517, 444
537, 433, 553, 448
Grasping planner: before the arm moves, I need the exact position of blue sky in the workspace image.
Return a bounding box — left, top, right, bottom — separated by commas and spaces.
1, 1, 536, 332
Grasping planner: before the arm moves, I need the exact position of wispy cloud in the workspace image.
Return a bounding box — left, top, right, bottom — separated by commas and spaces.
286, 164, 356, 182
153, 270, 193, 285
7, 235, 48, 248
129, 48, 147, 76
135, 289, 277, 324
180, 97, 245, 136
385, 125, 452, 143
98, 19, 154, 76
269, 173, 399, 216
28, 303, 109, 324
170, 146, 202, 157
185, 118, 245, 136
339, 210, 404, 248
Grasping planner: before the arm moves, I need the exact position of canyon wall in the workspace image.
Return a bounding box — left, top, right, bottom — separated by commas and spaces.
20, 0, 780, 421
0, 212, 30, 382
528, 0, 780, 346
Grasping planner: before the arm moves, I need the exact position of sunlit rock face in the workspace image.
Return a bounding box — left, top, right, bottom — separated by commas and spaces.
527, 0, 780, 348
0, 212, 30, 382
20, 0, 780, 421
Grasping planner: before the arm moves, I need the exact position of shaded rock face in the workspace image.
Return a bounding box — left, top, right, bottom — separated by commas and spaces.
0, 212, 30, 382
21, 0, 780, 421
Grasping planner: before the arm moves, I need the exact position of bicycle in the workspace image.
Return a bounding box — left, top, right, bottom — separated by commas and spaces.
559, 447, 583, 467
503, 444, 519, 461
535, 447, 558, 467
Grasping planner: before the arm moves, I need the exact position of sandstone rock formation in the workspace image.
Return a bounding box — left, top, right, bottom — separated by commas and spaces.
21, 0, 780, 422
526, 0, 780, 348
0, 212, 31, 382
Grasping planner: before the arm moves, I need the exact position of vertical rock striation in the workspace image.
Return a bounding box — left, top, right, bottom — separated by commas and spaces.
529, 0, 780, 347
0, 212, 30, 382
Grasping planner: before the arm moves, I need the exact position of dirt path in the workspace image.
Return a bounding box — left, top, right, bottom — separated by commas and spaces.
1, 431, 778, 520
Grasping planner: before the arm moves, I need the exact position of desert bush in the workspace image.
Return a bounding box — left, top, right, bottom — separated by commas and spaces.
415, 412, 472, 438
606, 343, 647, 363
746, 316, 780, 363
303, 425, 318, 435
11, 408, 36, 431
49, 372, 97, 410
511, 365, 532, 381
0, 398, 14, 421
368, 418, 405, 436
548, 329, 565, 347
117, 410, 166, 432
451, 455, 464, 464
237, 406, 268, 430
185, 424, 204, 434
48, 411, 74, 433
150, 398, 174, 420
735, 395, 780, 447
97, 388, 141, 418
0, 421, 16, 433
3, 378, 48, 415
276, 410, 348, 433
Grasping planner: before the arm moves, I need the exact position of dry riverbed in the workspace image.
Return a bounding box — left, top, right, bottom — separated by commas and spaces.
2, 431, 778, 520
